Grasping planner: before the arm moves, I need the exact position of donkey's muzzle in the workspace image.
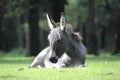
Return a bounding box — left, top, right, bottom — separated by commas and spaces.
49, 57, 58, 63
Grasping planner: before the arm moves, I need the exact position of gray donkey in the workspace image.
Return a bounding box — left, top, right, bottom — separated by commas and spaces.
45, 13, 86, 68
18, 13, 86, 70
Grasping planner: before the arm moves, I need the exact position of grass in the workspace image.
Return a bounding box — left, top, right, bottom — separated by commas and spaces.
0, 50, 120, 80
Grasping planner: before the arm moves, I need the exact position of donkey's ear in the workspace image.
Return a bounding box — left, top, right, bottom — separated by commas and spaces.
46, 14, 54, 30
60, 12, 66, 31
71, 32, 83, 42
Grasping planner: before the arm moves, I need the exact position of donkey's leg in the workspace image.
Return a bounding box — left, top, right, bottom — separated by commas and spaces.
29, 47, 50, 68
57, 53, 71, 67
44, 53, 66, 68
78, 64, 85, 67
47, 53, 71, 68
44, 61, 54, 68
18, 48, 49, 71
44, 59, 66, 68
44, 52, 72, 68
44, 53, 59, 68
54, 62, 66, 68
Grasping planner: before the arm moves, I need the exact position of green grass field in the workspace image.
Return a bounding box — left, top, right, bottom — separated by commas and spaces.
0, 50, 120, 80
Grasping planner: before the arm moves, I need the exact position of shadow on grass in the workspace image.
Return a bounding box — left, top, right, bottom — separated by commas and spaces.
0, 75, 18, 79
0, 75, 32, 80
0, 58, 33, 64
86, 54, 120, 62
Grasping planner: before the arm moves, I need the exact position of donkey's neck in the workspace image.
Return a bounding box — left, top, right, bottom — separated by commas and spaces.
66, 40, 81, 58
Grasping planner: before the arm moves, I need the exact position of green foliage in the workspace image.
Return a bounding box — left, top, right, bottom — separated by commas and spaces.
0, 51, 120, 80
65, 0, 120, 29
39, 13, 50, 31
65, 0, 88, 28
2, 0, 28, 17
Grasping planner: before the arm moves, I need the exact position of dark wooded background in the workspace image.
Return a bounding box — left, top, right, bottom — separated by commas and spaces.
0, 0, 120, 56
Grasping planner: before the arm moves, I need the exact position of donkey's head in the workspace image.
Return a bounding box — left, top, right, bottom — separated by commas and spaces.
47, 13, 71, 60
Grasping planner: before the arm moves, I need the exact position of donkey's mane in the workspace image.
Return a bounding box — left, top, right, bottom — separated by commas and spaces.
52, 22, 83, 42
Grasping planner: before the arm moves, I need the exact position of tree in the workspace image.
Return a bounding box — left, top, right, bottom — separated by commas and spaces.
112, 0, 120, 54
0, 0, 28, 52
100, 25, 106, 48
27, 0, 40, 56
0, 0, 18, 51
0, 0, 2, 50
87, 0, 99, 55
50, 0, 67, 22
112, 24, 120, 55
1, 17, 17, 51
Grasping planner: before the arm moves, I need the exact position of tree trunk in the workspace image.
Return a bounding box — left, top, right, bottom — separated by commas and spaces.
40, 30, 49, 49
112, 1, 120, 55
1, 17, 17, 52
87, 0, 99, 55
16, 15, 24, 51
0, 0, 2, 50
112, 30, 120, 55
76, 16, 87, 46
51, 0, 67, 22
100, 25, 106, 48
27, 0, 40, 56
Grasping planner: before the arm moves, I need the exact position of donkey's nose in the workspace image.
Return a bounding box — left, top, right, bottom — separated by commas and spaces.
49, 57, 58, 63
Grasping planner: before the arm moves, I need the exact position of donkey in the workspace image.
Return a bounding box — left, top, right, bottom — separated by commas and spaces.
28, 25, 84, 68
46, 13, 86, 67
19, 13, 86, 70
